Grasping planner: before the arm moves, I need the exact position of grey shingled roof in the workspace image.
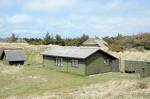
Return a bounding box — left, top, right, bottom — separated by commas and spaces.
4, 49, 25, 61
41, 47, 100, 59
82, 38, 108, 50
41, 47, 117, 59
82, 38, 97, 45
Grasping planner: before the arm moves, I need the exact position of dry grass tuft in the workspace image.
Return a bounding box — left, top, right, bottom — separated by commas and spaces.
19, 80, 149, 99
119, 50, 150, 61
0, 63, 23, 74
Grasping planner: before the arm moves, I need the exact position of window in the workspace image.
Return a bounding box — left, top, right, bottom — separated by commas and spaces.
55, 58, 63, 66
104, 58, 112, 65
71, 59, 79, 68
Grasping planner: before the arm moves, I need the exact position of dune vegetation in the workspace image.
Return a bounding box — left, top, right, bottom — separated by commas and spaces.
0, 43, 150, 99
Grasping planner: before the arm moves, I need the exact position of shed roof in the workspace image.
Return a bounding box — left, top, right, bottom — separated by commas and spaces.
4, 49, 25, 61
41, 47, 117, 59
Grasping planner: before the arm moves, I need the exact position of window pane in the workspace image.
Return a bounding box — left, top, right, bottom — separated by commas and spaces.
60, 58, 63, 66
55, 58, 58, 66
72, 59, 79, 67
55, 58, 63, 66
104, 58, 111, 65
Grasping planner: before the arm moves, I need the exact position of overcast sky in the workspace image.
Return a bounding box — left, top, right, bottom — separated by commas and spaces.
0, 0, 150, 38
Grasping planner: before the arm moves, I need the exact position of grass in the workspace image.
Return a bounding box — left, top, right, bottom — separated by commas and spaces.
0, 64, 139, 98
0, 43, 150, 99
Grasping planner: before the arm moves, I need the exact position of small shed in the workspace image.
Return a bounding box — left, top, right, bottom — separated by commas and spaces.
124, 60, 150, 77
0, 48, 25, 65
41, 47, 119, 75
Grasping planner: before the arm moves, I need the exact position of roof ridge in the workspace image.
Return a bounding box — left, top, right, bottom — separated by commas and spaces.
50, 46, 100, 49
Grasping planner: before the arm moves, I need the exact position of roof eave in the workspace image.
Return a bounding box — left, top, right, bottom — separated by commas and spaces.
7, 60, 25, 62
42, 54, 86, 59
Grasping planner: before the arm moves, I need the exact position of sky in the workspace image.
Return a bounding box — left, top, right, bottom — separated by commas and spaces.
0, 0, 150, 38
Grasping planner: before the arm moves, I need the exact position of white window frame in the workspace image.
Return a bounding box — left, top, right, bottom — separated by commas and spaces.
104, 58, 111, 65
71, 59, 79, 68
55, 57, 63, 66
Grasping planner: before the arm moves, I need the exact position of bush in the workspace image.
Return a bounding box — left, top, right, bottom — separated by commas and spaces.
104, 33, 150, 52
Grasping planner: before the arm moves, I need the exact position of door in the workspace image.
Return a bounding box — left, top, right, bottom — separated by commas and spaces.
111, 60, 119, 72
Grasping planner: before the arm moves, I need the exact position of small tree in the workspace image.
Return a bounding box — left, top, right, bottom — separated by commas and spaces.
43, 33, 53, 45
79, 34, 89, 45
10, 33, 17, 42
55, 34, 62, 45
